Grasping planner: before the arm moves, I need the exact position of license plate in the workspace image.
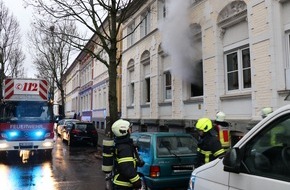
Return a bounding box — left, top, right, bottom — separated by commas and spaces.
172, 165, 195, 173
19, 142, 33, 147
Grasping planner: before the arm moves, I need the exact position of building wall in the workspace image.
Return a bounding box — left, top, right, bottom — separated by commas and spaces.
121, 0, 290, 133
58, 0, 290, 134
64, 64, 80, 118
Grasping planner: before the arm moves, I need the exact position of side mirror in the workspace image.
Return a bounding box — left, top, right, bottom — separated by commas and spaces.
223, 148, 241, 173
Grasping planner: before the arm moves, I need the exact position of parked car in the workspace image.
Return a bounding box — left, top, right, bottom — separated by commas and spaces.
131, 132, 198, 190
56, 119, 80, 136
188, 104, 290, 190
53, 115, 64, 131
61, 121, 98, 147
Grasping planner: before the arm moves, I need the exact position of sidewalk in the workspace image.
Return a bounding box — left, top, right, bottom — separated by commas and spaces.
94, 131, 107, 159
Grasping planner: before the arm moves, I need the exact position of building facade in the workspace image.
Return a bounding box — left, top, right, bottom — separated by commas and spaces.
58, 0, 290, 134
63, 58, 80, 119
60, 26, 123, 134
121, 0, 290, 133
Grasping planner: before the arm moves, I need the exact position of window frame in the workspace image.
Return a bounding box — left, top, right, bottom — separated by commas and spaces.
144, 77, 150, 103
127, 21, 135, 47
225, 46, 251, 93
286, 32, 290, 68
157, 0, 167, 20
164, 71, 172, 100
127, 61, 135, 106
190, 60, 203, 97
130, 82, 135, 105
140, 11, 151, 38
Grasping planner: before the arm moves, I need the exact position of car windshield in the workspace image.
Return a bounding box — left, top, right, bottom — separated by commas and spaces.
0, 101, 53, 122
157, 136, 197, 157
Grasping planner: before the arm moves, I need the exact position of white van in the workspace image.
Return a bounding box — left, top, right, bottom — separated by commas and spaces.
188, 105, 290, 190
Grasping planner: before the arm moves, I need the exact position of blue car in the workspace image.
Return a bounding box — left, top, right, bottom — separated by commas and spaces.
131, 132, 198, 190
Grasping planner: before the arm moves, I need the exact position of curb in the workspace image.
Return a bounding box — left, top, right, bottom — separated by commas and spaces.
94, 153, 103, 159
94, 145, 103, 159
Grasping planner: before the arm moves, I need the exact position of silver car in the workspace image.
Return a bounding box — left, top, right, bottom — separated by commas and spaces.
56, 119, 80, 137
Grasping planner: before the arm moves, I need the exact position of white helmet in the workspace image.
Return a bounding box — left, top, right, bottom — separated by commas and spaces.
111, 119, 131, 137
261, 107, 273, 118
216, 111, 226, 122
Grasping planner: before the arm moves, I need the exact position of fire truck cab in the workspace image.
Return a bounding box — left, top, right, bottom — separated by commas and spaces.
0, 78, 55, 162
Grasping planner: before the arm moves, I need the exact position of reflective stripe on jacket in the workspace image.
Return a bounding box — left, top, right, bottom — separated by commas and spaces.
113, 137, 140, 188
197, 132, 225, 166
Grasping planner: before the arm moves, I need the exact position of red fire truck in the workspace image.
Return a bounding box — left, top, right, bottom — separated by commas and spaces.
0, 78, 55, 162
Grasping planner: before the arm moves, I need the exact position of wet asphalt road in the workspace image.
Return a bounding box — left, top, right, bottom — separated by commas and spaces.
0, 136, 106, 190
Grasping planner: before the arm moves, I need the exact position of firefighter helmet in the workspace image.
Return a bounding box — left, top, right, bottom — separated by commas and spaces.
196, 118, 213, 132
261, 107, 273, 118
112, 119, 131, 137
216, 111, 226, 122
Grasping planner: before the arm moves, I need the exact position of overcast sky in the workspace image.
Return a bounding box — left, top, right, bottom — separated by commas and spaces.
2, 0, 36, 78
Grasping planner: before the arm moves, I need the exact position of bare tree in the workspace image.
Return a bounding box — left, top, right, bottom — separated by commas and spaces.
28, 19, 78, 117
24, 0, 145, 135
0, 1, 25, 98
8, 47, 26, 78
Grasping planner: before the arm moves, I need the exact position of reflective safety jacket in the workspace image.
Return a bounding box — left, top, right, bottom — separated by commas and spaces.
214, 121, 231, 149
196, 131, 225, 167
113, 136, 140, 188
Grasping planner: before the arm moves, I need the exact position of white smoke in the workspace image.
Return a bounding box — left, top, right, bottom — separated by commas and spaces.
158, 0, 198, 83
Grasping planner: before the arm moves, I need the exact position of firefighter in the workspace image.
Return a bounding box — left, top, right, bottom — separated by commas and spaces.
111, 119, 142, 190
195, 118, 225, 167
214, 111, 231, 149
261, 107, 284, 146
261, 107, 273, 118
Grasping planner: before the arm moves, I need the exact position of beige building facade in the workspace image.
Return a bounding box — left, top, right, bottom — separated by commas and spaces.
121, 0, 290, 132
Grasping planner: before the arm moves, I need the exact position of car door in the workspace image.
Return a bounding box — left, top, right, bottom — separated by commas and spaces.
228, 114, 290, 190
135, 134, 152, 177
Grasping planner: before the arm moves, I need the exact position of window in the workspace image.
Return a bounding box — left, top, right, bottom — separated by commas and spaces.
127, 21, 135, 47
287, 33, 290, 67
187, 24, 203, 98
0, 101, 53, 122
157, 136, 197, 157
145, 78, 150, 103
226, 47, 251, 91
133, 135, 151, 162
158, 0, 167, 20
164, 72, 172, 100
140, 11, 151, 38
141, 51, 150, 104
127, 60, 135, 105
242, 114, 290, 182
130, 82, 135, 105
191, 61, 203, 97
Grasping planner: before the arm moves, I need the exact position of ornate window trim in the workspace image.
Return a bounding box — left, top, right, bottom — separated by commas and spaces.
217, 1, 247, 29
